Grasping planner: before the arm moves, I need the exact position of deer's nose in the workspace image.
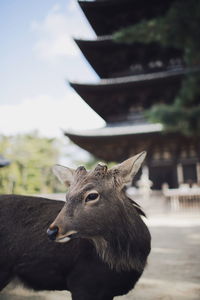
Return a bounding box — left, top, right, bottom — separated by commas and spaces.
47, 226, 59, 241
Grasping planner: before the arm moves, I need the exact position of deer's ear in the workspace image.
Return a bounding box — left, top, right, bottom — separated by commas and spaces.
52, 165, 75, 186
113, 151, 146, 185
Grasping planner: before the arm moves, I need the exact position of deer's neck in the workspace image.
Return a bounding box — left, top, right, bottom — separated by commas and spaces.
91, 208, 150, 272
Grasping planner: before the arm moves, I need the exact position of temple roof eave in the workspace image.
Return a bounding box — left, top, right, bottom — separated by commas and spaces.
69, 68, 196, 91
74, 37, 184, 79
64, 123, 199, 162
64, 123, 163, 139
64, 123, 163, 162
68, 68, 200, 123
74, 36, 111, 45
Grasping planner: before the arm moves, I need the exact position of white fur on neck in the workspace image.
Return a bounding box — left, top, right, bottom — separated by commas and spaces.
91, 236, 141, 272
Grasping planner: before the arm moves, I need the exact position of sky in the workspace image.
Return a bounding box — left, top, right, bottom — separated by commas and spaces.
0, 0, 105, 138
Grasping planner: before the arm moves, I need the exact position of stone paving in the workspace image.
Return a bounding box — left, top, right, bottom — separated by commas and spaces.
1, 193, 200, 300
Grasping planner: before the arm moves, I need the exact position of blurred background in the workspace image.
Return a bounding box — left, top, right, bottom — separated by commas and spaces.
0, 0, 104, 195
1, 0, 200, 195
0, 0, 200, 299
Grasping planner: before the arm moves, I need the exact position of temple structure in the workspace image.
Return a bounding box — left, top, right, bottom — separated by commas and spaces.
64, 0, 200, 189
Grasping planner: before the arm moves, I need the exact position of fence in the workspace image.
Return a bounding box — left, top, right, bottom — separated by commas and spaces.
163, 184, 200, 211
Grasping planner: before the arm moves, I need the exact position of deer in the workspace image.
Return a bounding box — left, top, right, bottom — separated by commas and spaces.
0, 151, 151, 300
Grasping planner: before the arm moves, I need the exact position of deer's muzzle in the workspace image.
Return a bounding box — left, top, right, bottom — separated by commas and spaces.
47, 226, 59, 241
47, 224, 78, 243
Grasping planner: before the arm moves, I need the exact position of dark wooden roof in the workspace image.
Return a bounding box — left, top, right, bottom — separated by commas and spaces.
78, 0, 175, 36
75, 38, 184, 79
64, 124, 198, 163
69, 69, 188, 123
65, 123, 163, 161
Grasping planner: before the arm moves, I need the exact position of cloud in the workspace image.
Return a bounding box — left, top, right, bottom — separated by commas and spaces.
0, 93, 105, 137
31, 1, 94, 61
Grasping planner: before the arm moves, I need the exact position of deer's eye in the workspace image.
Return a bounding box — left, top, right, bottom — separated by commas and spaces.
85, 192, 99, 203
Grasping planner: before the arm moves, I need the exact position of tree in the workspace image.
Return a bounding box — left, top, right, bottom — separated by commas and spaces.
0, 132, 97, 195
0, 132, 63, 194
113, 0, 200, 136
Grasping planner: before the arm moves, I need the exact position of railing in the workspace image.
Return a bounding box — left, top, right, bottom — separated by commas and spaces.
163, 184, 200, 211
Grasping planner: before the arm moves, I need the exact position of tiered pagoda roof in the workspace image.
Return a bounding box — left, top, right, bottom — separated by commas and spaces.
65, 123, 163, 162
75, 38, 183, 78
64, 0, 188, 162
64, 0, 200, 189
70, 68, 191, 123
65, 124, 199, 165
78, 0, 175, 36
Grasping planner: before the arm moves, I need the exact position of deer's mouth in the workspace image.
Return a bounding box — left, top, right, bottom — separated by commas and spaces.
56, 230, 78, 243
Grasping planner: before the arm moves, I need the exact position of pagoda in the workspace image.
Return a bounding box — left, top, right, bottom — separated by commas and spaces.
64, 0, 200, 189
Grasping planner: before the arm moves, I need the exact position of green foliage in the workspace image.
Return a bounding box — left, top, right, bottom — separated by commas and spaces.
146, 72, 200, 136
0, 132, 64, 194
0, 133, 103, 195
113, 0, 200, 136
113, 0, 200, 65
145, 100, 200, 136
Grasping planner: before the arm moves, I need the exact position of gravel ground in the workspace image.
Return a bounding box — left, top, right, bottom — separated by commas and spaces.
1, 193, 200, 300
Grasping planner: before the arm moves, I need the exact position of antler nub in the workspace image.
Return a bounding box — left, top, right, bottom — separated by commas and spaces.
93, 163, 108, 176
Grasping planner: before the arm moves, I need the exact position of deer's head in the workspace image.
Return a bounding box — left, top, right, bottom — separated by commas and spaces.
47, 152, 146, 245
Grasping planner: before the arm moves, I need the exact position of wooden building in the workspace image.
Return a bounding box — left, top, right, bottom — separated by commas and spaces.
64, 0, 200, 189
